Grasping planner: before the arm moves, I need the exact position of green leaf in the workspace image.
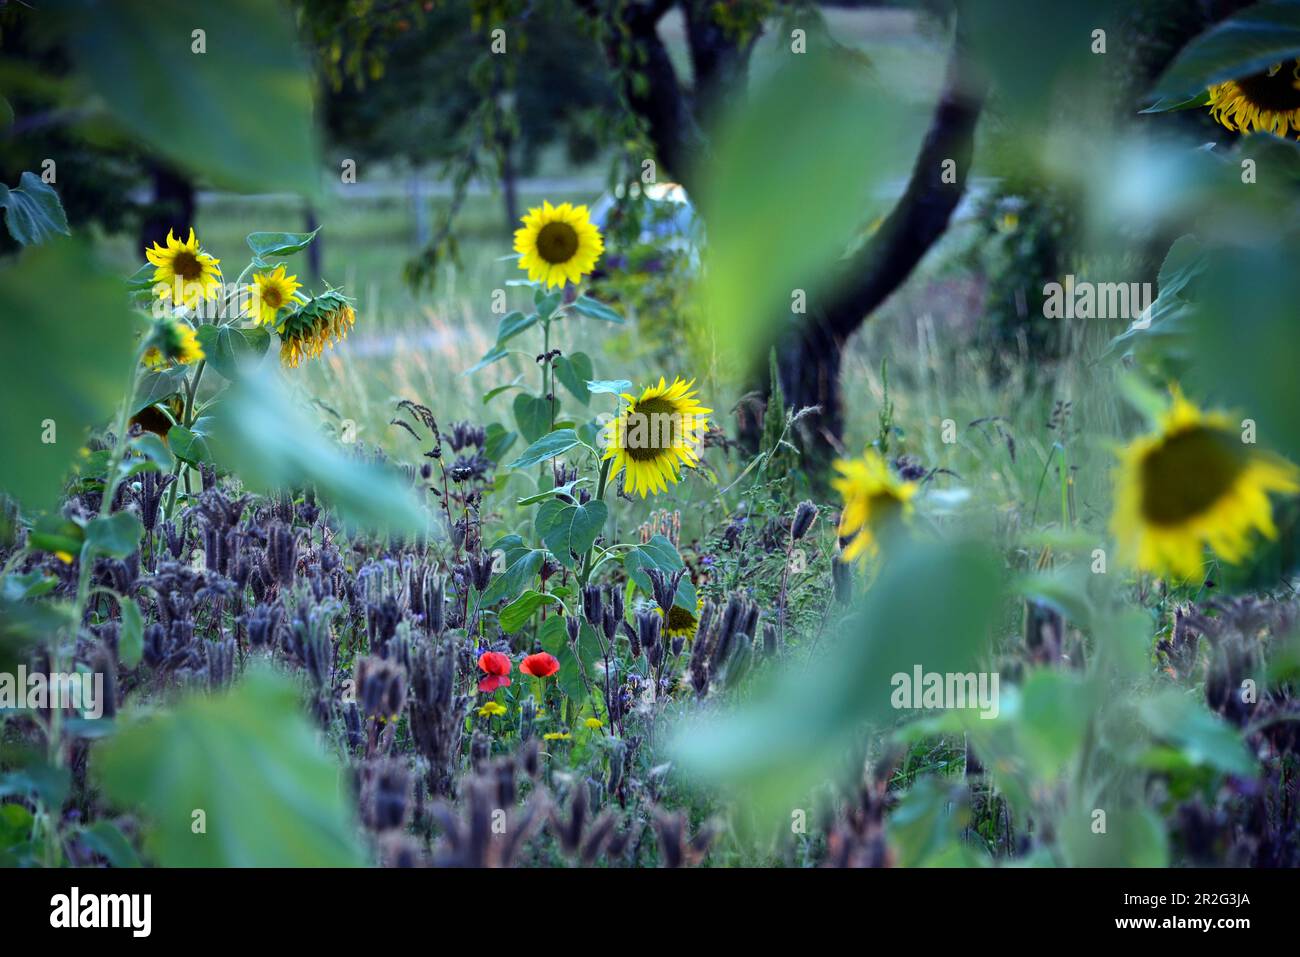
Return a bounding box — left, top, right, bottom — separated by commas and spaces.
495, 310, 537, 345
0, 803, 34, 850
571, 295, 624, 323
131, 367, 188, 415
1060, 805, 1168, 867
119, 597, 144, 669
479, 547, 545, 606
246, 228, 320, 258
535, 498, 607, 568
482, 422, 518, 463
0, 763, 70, 809
167, 417, 216, 466
56, 0, 319, 195
498, 590, 560, 632
553, 352, 594, 405
670, 538, 1003, 823
701, 53, 920, 361
213, 371, 427, 534
504, 428, 580, 469
623, 534, 696, 609
1138, 90, 1211, 114
467, 344, 508, 374
1139, 690, 1255, 777
84, 512, 144, 559
534, 288, 562, 319
129, 432, 173, 471
77, 820, 141, 868
1016, 670, 1093, 780
513, 392, 560, 443
539, 615, 602, 707
887, 778, 973, 867
195, 324, 271, 382
0, 172, 70, 246
29, 515, 85, 556
587, 379, 632, 397
95, 667, 364, 866
1151, 1, 1300, 99
0, 239, 139, 508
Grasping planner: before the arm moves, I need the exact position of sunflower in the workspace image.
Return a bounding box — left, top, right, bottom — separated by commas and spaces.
143, 318, 204, 370
246, 264, 302, 327
145, 228, 222, 307
831, 449, 917, 562
657, 598, 704, 642
276, 289, 356, 368
603, 377, 712, 498
1207, 60, 1300, 137
1111, 389, 1299, 580
513, 201, 604, 288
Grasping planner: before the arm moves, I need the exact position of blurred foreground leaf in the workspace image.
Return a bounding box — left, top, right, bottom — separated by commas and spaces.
700, 51, 919, 368
0, 239, 138, 509
95, 667, 363, 867
213, 371, 427, 534
53, 0, 319, 195
1151, 0, 1300, 100
671, 538, 1002, 822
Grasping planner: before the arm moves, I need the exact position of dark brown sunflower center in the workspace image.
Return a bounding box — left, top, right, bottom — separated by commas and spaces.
536, 222, 579, 264
1139, 426, 1245, 526
1234, 62, 1300, 112
263, 286, 283, 309
666, 605, 697, 633
623, 397, 681, 462
172, 251, 203, 281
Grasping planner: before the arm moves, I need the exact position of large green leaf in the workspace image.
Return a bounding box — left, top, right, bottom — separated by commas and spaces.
535, 497, 607, 568
498, 589, 560, 633
479, 546, 546, 606
54, 0, 319, 195
84, 512, 144, 559
0, 239, 139, 508
95, 667, 364, 866
1139, 690, 1255, 777
513, 392, 560, 443
1151, 0, 1300, 99
504, 428, 580, 469
213, 371, 427, 534
246, 229, 320, 259
539, 615, 602, 707
553, 352, 594, 406
671, 538, 1003, 821
195, 324, 271, 381
0, 172, 70, 246
701, 51, 921, 365
623, 534, 696, 610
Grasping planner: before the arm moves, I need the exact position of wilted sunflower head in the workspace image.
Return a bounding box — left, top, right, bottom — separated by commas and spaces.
657, 598, 704, 641
143, 317, 204, 370
246, 264, 302, 326
1112, 389, 1300, 580
831, 449, 917, 562
513, 201, 604, 288
1207, 59, 1300, 137
276, 289, 356, 368
145, 228, 222, 307
603, 376, 711, 498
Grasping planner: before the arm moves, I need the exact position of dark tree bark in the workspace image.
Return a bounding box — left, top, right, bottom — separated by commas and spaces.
581, 1, 985, 470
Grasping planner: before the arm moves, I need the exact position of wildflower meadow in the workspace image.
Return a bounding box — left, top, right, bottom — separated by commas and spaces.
1, 0, 1299, 934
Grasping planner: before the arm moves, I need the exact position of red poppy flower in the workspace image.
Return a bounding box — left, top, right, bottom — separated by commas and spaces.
477, 651, 512, 693
520, 651, 560, 678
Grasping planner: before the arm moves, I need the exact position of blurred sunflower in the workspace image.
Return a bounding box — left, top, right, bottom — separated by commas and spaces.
143, 317, 204, 370
1207, 60, 1300, 136
145, 228, 222, 306
246, 264, 302, 327
513, 201, 604, 288
276, 289, 356, 368
1112, 389, 1299, 580
603, 377, 711, 498
831, 449, 917, 562
657, 597, 704, 642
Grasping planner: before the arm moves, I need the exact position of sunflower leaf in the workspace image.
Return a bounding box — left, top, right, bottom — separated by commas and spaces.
535, 498, 607, 568
0, 172, 70, 246
513, 393, 561, 443
245, 229, 320, 258
479, 547, 546, 606
571, 296, 624, 323
195, 325, 271, 382
498, 590, 560, 633
553, 352, 594, 406
1150, 1, 1300, 99
494, 311, 537, 346
587, 379, 632, 397
131, 367, 189, 415
505, 428, 580, 469
623, 535, 697, 610
84, 512, 144, 559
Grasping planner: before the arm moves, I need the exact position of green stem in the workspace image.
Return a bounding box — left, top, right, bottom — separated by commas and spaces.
578, 457, 613, 587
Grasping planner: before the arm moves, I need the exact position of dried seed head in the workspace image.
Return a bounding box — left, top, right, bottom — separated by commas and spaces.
791, 500, 817, 541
